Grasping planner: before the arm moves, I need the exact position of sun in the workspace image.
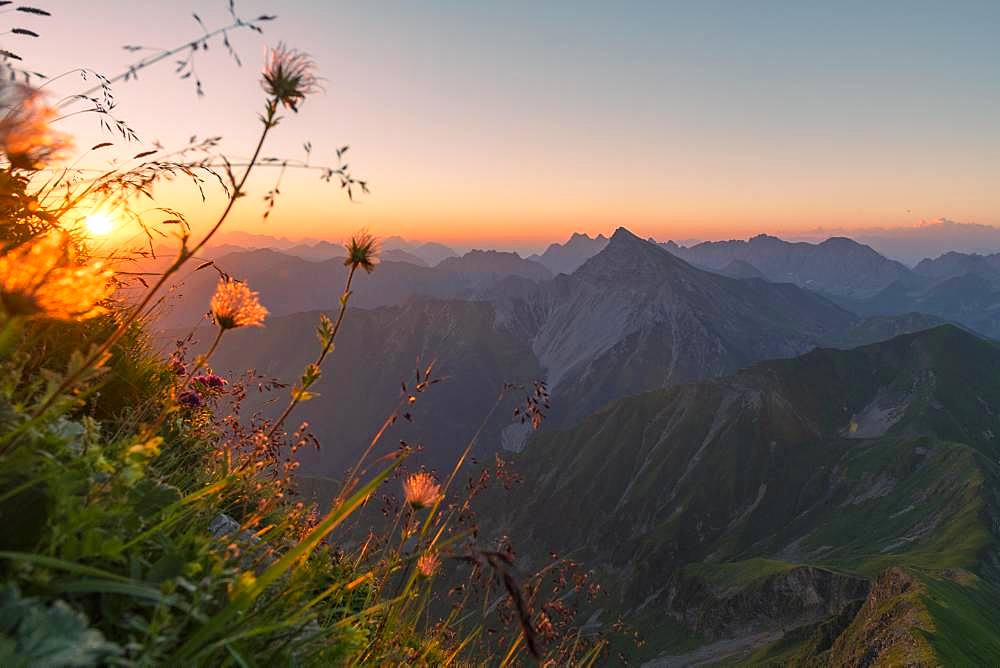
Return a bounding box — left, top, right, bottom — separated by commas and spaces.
84, 213, 114, 236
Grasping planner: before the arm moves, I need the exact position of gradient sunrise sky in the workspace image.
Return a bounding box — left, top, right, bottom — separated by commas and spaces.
17, 1, 1000, 250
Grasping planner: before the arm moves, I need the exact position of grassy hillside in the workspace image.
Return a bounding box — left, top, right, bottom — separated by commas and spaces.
486, 326, 1000, 663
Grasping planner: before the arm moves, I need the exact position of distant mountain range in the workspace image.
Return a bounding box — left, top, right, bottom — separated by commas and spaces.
152, 224, 1000, 352
661, 234, 912, 298
913, 250, 1000, 284
274, 240, 429, 266
185, 229, 945, 475
485, 325, 1000, 664
792, 218, 1000, 265
833, 267, 1000, 339
499, 228, 855, 434
380, 236, 459, 266
650, 234, 1000, 338
526, 232, 608, 275
207, 219, 1000, 270
436, 249, 551, 282
148, 247, 550, 330
207, 232, 459, 267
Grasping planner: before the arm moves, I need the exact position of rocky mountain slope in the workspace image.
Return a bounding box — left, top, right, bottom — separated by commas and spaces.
485, 326, 1000, 664
507, 228, 856, 430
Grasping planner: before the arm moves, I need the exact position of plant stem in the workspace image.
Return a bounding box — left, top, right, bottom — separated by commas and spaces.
30, 100, 279, 421
264, 264, 357, 441
138, 326, 226, 439
0, 315, 23, 358
69, 17, 269, 99
178, 327, 225, 393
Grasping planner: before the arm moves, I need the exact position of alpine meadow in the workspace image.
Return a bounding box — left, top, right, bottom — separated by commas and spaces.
2, 2, 1000, 667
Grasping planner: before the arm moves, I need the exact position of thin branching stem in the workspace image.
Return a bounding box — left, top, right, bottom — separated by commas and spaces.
264, 263, 356, 440
31, 99, 280, 420
178, 327, 225, 392
73, 17, 271, 99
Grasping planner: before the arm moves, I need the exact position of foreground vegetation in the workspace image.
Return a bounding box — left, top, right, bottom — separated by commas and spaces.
0, 6, 604, 665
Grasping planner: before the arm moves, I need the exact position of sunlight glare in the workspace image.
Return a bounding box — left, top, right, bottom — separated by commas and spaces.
84, 213, 114, 236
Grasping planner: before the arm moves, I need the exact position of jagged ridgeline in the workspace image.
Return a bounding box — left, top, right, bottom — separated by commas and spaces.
484, 325, 1000, 664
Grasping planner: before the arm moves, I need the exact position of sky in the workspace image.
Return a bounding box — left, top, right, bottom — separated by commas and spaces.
13, 1, 1000, 252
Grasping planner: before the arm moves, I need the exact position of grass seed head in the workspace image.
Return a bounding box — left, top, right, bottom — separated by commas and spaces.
210, 279, 268, 330
262, 43, 320, 112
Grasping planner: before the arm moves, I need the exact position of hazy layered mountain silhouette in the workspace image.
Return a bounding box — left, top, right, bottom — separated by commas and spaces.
486, 325, 1000, 664
149, 248, 550, 330
526, 232, 609, 275
198, 300, 543, 480
381, 236, 458, 266
279, 241, 429, 266
838, 218, 1000, 265
184, 228, 877, 473
435, 249, 552, 282
913, 250, 1000, 284
837, 268, 1000, 339
206, 232, 459, 266
661, 234, 913, 297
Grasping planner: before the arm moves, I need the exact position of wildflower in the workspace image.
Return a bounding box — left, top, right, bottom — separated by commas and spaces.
168, 355, 187, 376
416, 551, 441, 578
402, 472, 442, 510
261, 43, 320, 112
344, 233, 379, 274
0, 233, 112, 320
177, 390, 204, 409
210, 279, 268, 330
193, 373, 228, 391
0, 81, 72, 169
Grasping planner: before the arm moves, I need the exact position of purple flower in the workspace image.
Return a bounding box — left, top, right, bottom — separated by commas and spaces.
177, 390, 204, 409
168, 356, 187, 376
193, 373, 228, 390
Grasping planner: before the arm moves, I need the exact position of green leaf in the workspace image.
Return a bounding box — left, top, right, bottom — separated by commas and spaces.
131, 478, 183, 520
53, 578, 178, 606
290, 388, 318, 402
0, 551, 133, 583
0, 584, 122, 667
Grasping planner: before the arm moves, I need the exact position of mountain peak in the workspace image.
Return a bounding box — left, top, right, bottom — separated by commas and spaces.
609, 226, 644, 245
573, 226, 691, 283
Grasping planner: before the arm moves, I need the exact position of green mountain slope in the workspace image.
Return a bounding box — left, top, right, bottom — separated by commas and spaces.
487, 326, 1000, 664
